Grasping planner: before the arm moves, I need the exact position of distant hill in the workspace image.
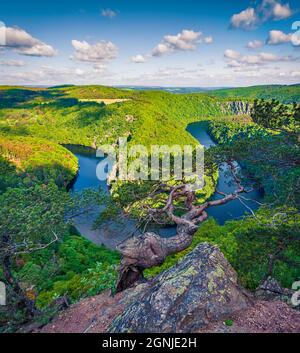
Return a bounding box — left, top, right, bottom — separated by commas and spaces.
51, 84, 134, 99
1, 84, 299, 104
114, 86, 226, 94
52, 84, 300, 103
207, 84, 300, 103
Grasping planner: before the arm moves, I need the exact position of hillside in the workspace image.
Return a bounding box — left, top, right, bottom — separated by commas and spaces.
208, 84, 300, 103
50, 84, 135, 100
0, 135, 78, 189
0, 85, 233, 148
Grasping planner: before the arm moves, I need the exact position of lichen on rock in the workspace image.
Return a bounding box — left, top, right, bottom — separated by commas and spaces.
110, 243, 252, 333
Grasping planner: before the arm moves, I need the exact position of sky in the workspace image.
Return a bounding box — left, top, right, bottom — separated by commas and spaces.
0, 0, 299, 87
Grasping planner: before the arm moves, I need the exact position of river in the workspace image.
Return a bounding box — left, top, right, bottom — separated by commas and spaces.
66, 122, 263, 249
187, 122, 263, 224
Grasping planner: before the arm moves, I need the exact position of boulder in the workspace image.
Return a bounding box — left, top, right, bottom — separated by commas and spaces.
110, 243, 252, 333
256, 277, 294, 304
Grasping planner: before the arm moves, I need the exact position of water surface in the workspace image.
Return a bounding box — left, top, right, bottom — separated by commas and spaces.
65, 145, 137, 248
187, 122, 263, 224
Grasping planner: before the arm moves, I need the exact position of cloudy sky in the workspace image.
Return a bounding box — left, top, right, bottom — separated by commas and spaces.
0, 0, 299, 87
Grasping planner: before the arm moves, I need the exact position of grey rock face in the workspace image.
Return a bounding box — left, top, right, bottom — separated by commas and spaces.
228, 101, 252, 115
110, 243, 251, 333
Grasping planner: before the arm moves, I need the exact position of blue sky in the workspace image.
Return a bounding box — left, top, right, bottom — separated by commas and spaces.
0, 0, 299, 86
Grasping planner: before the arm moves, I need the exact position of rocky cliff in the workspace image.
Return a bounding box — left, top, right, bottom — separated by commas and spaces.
227, 101, 252, 115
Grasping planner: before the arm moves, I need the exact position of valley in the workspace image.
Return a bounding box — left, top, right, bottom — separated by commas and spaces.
0, 84, 299, 332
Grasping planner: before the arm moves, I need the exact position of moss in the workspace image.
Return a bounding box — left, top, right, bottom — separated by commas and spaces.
165, 265, 198, 296
207, 264, 225, 293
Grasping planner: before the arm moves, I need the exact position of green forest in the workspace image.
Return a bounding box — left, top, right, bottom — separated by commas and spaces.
208, 84, 300, 104
0, 84, 299, 332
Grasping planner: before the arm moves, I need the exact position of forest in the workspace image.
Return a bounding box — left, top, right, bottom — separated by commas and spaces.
0, 84, 299, 332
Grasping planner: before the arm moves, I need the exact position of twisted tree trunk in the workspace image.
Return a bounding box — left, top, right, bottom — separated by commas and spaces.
116, 162, 248, 292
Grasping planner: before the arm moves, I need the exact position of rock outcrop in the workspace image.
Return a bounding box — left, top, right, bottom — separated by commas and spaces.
110, 243, 251, 333
227, 101, 252, 115
255, 277, 295, 304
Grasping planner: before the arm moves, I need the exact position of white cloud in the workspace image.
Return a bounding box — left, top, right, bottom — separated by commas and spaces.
74, 68, 85, 76
116, 64, 300, 87
152, 30, 202, 56
230, 1, 293, 30
277, 70, 300, 78
224, 49, 298, 67
71, 39, 118, 63
6, 63, 299, 87
259, 52, 285, 61
204, 36, 213, 44
101, 9, 117, 19
1, 26, 57, 57
123, 66, 206, 84
132, 29, 213, 62
267, 30, 292, 44
0, 59, 25, 66
17, 43, 57, 56
247, 40, 264, 49
272, 2, 292, 19
131, 54, 147, 63
1, 66, 81, 83
230, 8, 257, 30
152, 43, 171, 57
0, 65, 116, 85
290, 71, 300, 77
92, 63, 107, 72
224, 49, 241, 61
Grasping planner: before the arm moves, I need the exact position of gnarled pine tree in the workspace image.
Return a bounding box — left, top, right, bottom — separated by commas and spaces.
116, 161, 252, 292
